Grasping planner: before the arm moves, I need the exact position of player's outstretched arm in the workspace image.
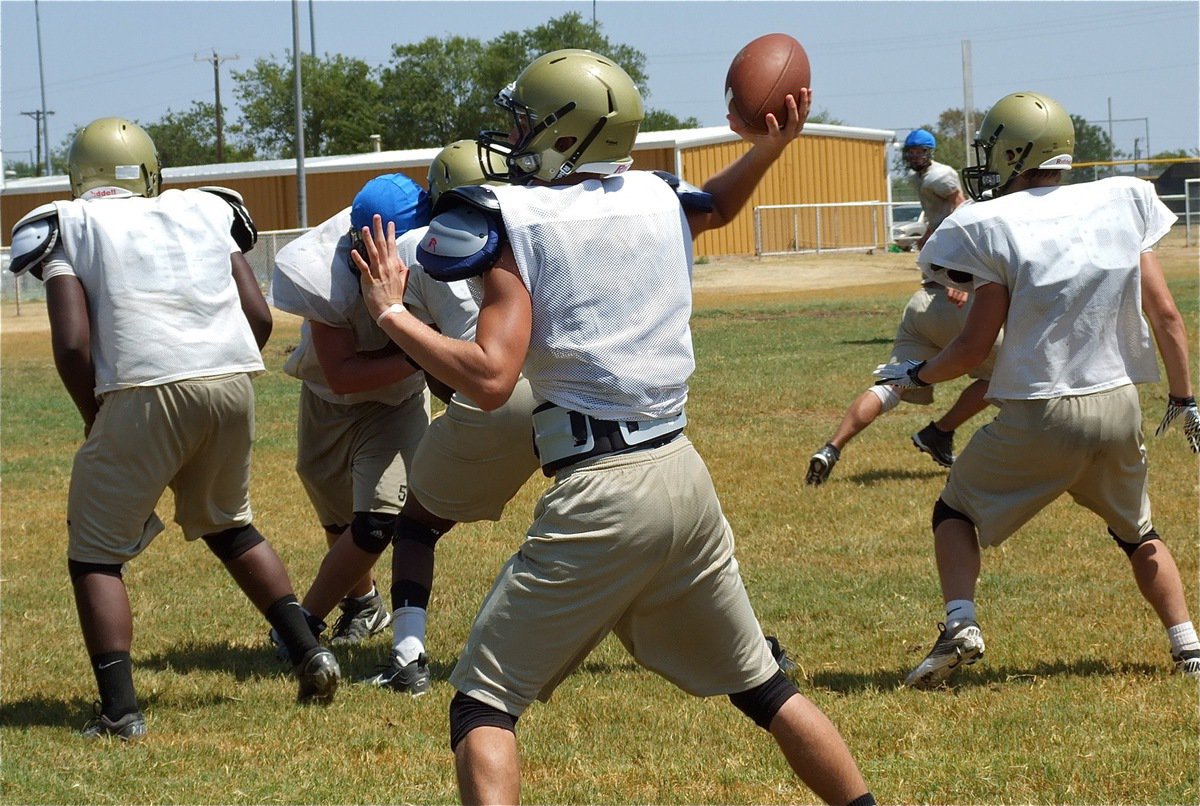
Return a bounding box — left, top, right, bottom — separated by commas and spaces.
1141, 251, 1193, 400
688, 89, 810, 237
1141, 250, 1199, 451
45, 275, 99, 434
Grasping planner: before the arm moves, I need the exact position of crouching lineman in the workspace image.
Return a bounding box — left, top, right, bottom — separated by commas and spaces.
268, 172, 434, 655
9, 118, 339, 740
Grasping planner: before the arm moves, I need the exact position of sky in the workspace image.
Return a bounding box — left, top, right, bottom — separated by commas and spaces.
2, 0, 1198, 172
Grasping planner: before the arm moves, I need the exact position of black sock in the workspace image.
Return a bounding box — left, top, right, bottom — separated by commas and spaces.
92, 651, 139, 719
931, 422, 953, 437
390, 580, 432, 611
846, 793, 877, 806
265, 595, 320, 662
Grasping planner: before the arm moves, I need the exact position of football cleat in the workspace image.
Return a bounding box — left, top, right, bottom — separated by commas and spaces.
805, 443, 841, 486
81, 702, 147, 741
329, 589, 392, 646
359, 652, 431, 697
905, 619, 985, 689
1172, 648, 1200, 678
912, 421, 955, 468
294, 646, 340, 705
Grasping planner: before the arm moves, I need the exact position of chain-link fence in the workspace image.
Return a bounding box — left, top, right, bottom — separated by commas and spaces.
1, 228, 308, 311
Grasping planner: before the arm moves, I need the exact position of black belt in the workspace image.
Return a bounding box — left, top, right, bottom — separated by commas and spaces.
535, 404, 683, 476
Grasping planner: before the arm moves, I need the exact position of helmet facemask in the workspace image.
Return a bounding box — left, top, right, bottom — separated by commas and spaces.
903, 147, 933, 172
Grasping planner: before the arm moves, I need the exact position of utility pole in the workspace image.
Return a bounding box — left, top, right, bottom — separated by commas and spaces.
20, 110, 54, 176
34, 0, 52, 175
308, 0, 317, 58
961, 40, 975, 167
196, 50, 239, 163
291, 0, 307, 228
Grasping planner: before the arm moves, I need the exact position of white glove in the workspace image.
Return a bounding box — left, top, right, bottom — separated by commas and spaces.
873, 359, 930, 389
1155, 395, 1200, 453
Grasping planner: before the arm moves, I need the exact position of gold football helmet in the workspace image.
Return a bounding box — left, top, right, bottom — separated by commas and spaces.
68, 117, 162, 199
962, 92, 1074, 200
479, 49, 644, 183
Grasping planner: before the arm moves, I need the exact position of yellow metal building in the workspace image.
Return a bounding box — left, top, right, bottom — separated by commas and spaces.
2, 123, 894, 257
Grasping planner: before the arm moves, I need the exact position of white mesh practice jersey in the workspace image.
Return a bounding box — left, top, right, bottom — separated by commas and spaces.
42, 189, 264, 395
918, 176, 1177, 400
910, 160, 963, 233
490, 172, 694, 421
271, 213, 472, 404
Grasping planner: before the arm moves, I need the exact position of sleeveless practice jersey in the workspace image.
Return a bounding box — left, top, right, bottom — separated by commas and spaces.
490, 172, 694, 421
42, 189, 264, 395
919, 176, 1176, 400
270, 210, 474, 405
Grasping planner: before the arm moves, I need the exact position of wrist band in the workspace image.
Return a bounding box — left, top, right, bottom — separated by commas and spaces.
375, 302, 405, 327
909, 360, 931, 387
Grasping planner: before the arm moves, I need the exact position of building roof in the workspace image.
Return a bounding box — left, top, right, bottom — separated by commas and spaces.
2, 123, 895, 196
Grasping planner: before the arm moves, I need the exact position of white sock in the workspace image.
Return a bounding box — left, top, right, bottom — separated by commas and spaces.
391, 606, 427, 666
945, 599, 976, 627
1167, 621, 1200, 654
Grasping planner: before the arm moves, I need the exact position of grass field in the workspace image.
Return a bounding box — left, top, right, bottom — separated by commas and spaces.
1, 238, 1197, 804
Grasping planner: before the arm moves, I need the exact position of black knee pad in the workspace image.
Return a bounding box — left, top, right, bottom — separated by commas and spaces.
728, 670, 798, 731
202, 524, 265, 562
352, 511, 398, 554
449, 691, 518, 751
394, 514, 449, 550
67, 559, 123, 583
1110, 527, 1161, 558
932, 497, 974, 532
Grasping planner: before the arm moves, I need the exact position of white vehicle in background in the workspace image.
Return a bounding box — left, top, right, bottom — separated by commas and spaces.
891, 204, 927, 251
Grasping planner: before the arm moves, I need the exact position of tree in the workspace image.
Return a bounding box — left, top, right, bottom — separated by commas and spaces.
378, 35, 502, 149
808, 109, 846, 126
234, 52, 384, 158
641, 109, 700, 132
143, 102, 256, 167
378, 13, 668, 149
1069, 114, 1117, 165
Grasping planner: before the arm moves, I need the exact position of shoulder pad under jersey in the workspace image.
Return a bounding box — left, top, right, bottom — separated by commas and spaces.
417, 206, 505, 283
198, 185, 258, 252
431, 184, 502, 217
652, 170, 714, 213
10, 202, 60, 277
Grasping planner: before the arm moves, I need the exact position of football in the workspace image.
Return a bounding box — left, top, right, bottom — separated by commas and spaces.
724, 33, 811, 135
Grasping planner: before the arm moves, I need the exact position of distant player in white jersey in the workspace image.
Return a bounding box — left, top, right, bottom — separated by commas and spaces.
8, 118, 340, 740
353, 50, 874, 806
806, 129, 995, 486
873, 92, 1200, 688
268, 172, 435, 654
